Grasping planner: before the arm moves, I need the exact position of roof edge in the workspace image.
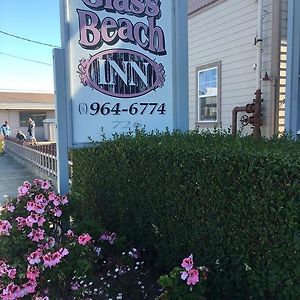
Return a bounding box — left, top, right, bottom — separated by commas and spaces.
188, 0, 226, 16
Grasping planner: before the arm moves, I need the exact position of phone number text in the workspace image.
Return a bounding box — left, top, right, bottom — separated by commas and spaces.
78, 102, 166, 116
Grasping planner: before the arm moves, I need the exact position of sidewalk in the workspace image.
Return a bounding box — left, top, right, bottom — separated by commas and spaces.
0, 153, 36, 202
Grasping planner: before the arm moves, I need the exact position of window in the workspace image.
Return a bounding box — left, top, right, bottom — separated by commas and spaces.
19, 112, 47, 127
196, 62, 221, 123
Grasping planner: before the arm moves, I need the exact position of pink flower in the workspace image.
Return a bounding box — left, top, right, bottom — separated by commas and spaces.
18, 181, 31, 196
59, 247, 69, 257
42, 253, 53, 268
187, 269, 199, 285
27, 197, 47, 214
60, 195, 68, 205
52, 197, 60, 206
16, 217, 27, 229
37, 215, 46, 227
0, 220, 12, 236
6, 204, 15, 212
27, 228, 45, 242
41, 180, 51, 190
52, 195, 68, 206
181, 269, 199, 286
26, 266, 40, 280
22, 279, 37, 294
33, 203, 45, 214
25, 217, 34, 228
180, 270, 189, 280
42, 250, 64, 268
100, 232, 117, 244
27, 249, 43, 265
23, 181, 31, 188
65, 229, 74, 239
26, 201, 35, 212
1, 282, 20, 300
27, 213, 38, 224
33, 179, 43, 186
181, 254, 193, 270
78, 233, 92, 245
15, 288, 27, 298
48, 191, 57, 201
34, 193, 46, 204
18, 185, 28, 195
53, 207, 62, 217
27, 213, 46, 227
7, 268, 16, 279
35, 193, 44, 200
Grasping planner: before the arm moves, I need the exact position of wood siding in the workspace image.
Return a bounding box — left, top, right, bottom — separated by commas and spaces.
188, 0, 274, 136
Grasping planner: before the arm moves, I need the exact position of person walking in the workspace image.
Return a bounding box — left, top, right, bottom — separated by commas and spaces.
0, 121, 11, 138
0, 120, 11, 154
27, 118, 37, 145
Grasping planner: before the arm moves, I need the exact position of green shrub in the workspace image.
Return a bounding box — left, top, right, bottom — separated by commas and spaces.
71, 130, 300, 299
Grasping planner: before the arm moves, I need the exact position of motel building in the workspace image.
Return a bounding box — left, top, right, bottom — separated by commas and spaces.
0, 92, 55, 142
188, 0, 289, 137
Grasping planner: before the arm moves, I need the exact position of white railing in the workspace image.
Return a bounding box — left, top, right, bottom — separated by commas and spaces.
4, 139, 58, 180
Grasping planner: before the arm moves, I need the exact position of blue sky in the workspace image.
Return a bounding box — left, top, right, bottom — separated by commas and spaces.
0, 1, 61, 93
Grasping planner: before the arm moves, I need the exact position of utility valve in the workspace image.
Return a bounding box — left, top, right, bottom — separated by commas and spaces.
240, 115, 249, 127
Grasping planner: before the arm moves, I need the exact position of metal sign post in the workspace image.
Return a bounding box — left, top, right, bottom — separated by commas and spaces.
53, 48, 70, 195
285, 0, 300, 139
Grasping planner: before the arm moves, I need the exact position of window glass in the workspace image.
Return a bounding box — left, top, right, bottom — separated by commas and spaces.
20, 112, 47, 127
197, 66, 218, 122
198, 97, 217, 121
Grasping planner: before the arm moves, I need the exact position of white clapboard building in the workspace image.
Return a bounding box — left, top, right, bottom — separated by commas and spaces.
188, 0, 288, 137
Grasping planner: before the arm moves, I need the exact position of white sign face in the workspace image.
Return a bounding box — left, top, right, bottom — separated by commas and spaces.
61, 0, 187, 146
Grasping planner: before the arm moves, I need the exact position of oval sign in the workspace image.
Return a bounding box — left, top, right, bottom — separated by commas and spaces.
78, 49, 165, 98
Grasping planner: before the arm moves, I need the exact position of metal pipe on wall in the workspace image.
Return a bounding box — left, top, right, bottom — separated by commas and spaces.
232, 106, 247, 136
252, 0, 264, 138
256, 0, 263, 91
230, 0, 264, 138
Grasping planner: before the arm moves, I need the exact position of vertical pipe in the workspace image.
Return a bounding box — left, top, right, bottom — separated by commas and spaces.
253, 0, 264, 138
256, 0, 263, 90
232, 106, 247, 136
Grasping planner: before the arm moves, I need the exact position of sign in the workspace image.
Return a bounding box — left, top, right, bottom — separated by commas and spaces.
60, 0, 188, 146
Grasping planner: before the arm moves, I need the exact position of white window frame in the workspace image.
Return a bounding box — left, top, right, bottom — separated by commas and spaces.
196, 61, 221, 126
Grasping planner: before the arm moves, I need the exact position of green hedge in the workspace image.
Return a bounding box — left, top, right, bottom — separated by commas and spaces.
71, 131, 300, 299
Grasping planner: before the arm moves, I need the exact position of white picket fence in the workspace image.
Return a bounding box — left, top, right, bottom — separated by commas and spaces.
4, 139, 58, 183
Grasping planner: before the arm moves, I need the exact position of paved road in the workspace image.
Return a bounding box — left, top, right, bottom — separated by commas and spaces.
0, 153, 36, 202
